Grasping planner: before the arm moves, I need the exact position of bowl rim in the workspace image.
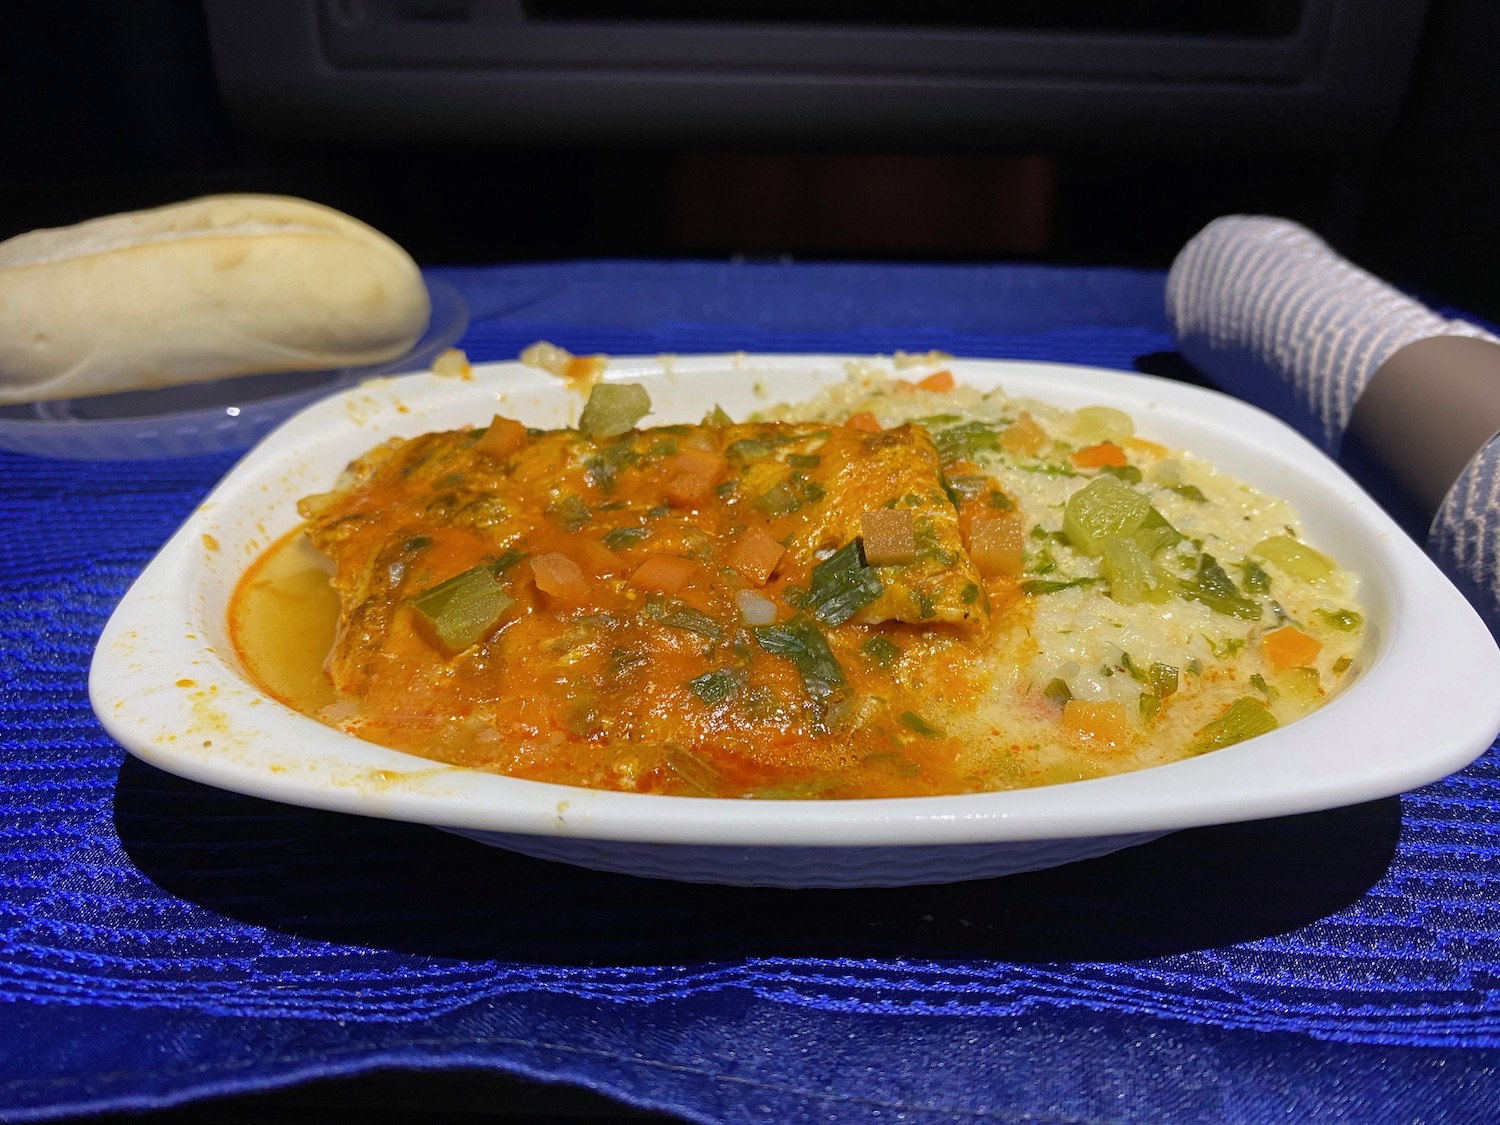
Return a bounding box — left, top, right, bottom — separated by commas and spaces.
89, 353, 1500, 848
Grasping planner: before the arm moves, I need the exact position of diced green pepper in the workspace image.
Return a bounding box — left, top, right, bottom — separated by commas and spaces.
579, 382, 651, 439
1190, 696, 1278, 754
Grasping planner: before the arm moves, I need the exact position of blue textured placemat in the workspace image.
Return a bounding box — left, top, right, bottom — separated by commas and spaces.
3, 260, 1499, 1123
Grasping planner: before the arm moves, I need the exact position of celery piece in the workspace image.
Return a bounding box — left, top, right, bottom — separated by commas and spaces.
1191, 697, 1278, 754
578, 382, 651, 439
1100, 535, 1174, 605
411, 565, 516, 655
1276, 666, 1323, 712
1139, 691, 1160, 722
1100, 464, 1144, 484
1062, 474, 1152, 556
1043, 678, 1073, 705
1254, 535, 1335, 582
1180, 554, 1263, 620
807, 541, 884, 626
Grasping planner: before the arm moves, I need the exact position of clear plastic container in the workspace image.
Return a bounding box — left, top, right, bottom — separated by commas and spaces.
0, 277, 467, 460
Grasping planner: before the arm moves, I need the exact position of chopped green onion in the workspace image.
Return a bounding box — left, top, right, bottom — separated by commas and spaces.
643, 598, 725, 640
806, 541, 884, 626
1168, 484, 1208, 502
687, 670, 740, 704
899, 711, 943, 739
1315, 608, 1363, 631
754, 614, 849, 714
1021, 576, 1097, 595
751, 473, 826, 517
1240, 559, 1272, 595
1180, 554, 1263, 620
1043, 678, 1073, 705
860, 635, 902, 667
602, 526, 651, 550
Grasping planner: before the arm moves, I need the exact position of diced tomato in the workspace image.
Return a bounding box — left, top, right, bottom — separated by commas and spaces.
725, 527, 785, 585
664, 447, 727, 505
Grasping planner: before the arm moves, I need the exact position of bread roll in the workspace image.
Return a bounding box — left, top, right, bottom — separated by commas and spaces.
0, 194, 430, 404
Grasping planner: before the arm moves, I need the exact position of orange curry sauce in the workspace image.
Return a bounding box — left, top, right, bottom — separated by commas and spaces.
232, 412, 1035, 798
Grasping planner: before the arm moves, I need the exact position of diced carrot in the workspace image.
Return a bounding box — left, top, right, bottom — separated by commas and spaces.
860, 509, 917, 566
664, 448, 727, 505
1070, 441, 1129, 469
845, 411, 882, 433
916, 370, 955, 392
629, 553, 699, 595
1262, 625, 1322, 670
1000, 411, 1047, 457
726, 527, 785, 585
529, 552, 590, 602
474, 415, 527, 459
1061, 700, 1130, 748
966, 516, 1024, 577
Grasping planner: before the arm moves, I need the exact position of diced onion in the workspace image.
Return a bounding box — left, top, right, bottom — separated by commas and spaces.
735, 589, 778, 625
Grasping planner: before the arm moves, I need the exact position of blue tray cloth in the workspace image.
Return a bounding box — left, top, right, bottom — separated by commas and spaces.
3, 261, 1499, 1124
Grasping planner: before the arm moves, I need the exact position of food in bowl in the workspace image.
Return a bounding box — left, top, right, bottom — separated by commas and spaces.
230, 371, 1366, 799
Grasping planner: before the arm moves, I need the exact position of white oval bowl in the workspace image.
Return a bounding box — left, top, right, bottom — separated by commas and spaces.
89, 356, 1500, 887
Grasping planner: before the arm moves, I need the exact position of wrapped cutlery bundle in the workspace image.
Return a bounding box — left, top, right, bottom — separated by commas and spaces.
1168, 216, 1500, 636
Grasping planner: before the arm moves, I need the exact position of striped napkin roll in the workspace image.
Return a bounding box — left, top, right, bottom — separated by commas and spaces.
1167, 215, 1500, 636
